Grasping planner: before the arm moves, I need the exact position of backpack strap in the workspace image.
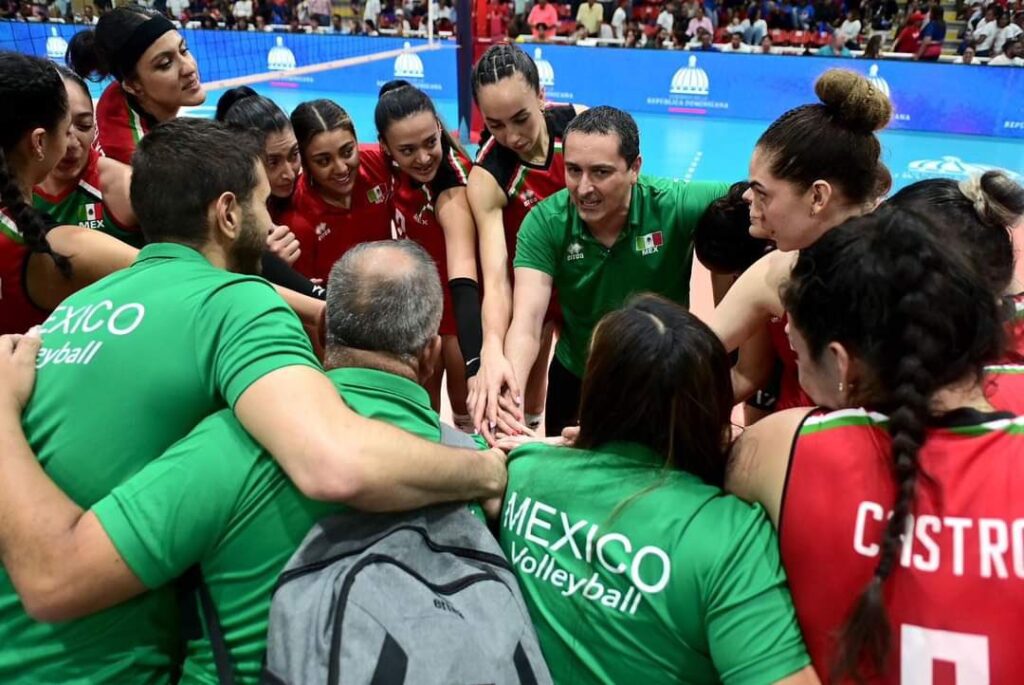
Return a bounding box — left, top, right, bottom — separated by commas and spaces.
184, 565, 237, 685
514, 642, 539, 685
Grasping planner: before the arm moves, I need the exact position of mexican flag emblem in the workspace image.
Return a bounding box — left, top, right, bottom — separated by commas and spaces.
84, 203, 103, 222
366, 185, 385, 204
635, 231, 663, 255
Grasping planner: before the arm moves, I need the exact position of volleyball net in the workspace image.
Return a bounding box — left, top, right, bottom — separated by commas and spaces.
0, 19, 462, 127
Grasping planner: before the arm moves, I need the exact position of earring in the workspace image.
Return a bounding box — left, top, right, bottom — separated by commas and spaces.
838, 381, 844, 393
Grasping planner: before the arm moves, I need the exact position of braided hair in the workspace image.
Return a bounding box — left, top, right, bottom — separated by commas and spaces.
0, 51, 70, 276
782, 206, 1003, 681
470, 44, 541, 102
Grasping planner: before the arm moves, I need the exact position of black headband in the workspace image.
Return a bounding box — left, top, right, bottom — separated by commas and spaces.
112, 15, 176, 81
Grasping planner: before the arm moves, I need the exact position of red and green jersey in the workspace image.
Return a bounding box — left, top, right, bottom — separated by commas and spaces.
95, 81, 154, 166
34, 148, 144, 248
0, 209, 51, 334
278, 145, 394, 283
392, 136, 471, 336
782, 407, 1024, 683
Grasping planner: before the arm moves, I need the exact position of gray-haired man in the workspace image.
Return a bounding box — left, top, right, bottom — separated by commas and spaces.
0, 241, 486, 682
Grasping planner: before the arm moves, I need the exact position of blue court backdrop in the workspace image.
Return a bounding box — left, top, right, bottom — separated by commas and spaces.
3, 21, 1021, 187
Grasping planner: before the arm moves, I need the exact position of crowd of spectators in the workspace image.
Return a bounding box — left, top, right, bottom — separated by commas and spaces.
1, 0, 457, 36
498, 0, 1023, 64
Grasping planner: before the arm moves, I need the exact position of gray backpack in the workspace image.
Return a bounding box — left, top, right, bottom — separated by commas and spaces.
261, 460, 552, 685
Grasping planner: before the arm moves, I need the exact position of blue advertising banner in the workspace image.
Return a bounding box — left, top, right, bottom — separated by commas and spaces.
525, 44, 1024, 139
0, 22, 458, 98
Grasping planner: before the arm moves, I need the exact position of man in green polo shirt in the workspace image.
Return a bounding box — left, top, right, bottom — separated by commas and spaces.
0, 121, 505, 683
505, 106, 729, 436
0, 241, 487, 684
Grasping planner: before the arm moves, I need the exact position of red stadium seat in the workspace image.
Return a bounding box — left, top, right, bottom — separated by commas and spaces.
558, 3, 571, 17
770, 28, 787, 44
789, 29, 809, 46
714, 26, 730, 42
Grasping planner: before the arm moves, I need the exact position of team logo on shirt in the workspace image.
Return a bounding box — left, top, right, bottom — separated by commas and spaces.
367, 185, 387, 205
519, 188, 540, 208
634, 231, 663, 256
315, 222, 330, 241
77, 202, 105, 230
566, 241, 584, 262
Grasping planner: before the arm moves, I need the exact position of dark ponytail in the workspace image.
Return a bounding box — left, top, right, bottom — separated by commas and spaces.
66, 5, 168, 81
782, 206, 1003, 681
215, 86, 292, 141
0, 51, 71, 276
375, 80, 469, 162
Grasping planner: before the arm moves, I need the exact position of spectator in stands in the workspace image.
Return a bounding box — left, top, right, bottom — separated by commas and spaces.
760, 34, 777, 52
721, 30, 752, 50
232, 0, 251, 19
686, 3, 713, 39
795, 0, 815, 29
623, 25, 640, 45
988, 36, 1023, 64
394, 7, 412, 32
954, 44, 977, 62
860, 33, 883, 57
164, 0, 185, 18
235, 15, 250, 28
647, 24, 670, 47
255, 13, 267, 28
656, 1, 675, 32
915, 4, 946, 60
577, 0, 604, 35
994, 11, 1023, 54
972, 5, 999, 55
742, 7, 768, 44
363, 0, 381, 28
308, 0, 331, 25
611, 0, 627, 37
836, 8, 862, 48
868, 0, 897, 29
528, 0, 558, 39
364, 17, 379, 33
817, 30, 852, 55
267, 0, 291, 23
891, 10, 924, 52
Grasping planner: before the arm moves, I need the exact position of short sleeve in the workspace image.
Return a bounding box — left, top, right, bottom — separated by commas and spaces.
200, 278, 322, 407
513, 199, 561, 277
700, 501, 810, 685
92, 413, 254, 588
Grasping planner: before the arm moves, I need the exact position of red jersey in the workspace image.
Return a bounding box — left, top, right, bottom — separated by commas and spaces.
781, 407, 1024, 684
278, 145, 394, 283
475, 104, 576, 262
0, 209, 51, 334
769, 315, 813, 410
95, 82, 155, 165
393, 137, 471, 336
1000, 292, 1024, 363
984, 363, 1024, 414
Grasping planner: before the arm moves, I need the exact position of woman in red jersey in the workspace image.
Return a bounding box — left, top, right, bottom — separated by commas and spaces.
375, 81, 475, 422
0, 52, 135, 335
278, 99, 395, 284
729, 206, 1024, 684
467, 43, 586, 441
33, 67, 141, 248
215, 87, 305, 268
708, 69, 892, 413
886, 172, 1024, 414
66, 6, 206, 165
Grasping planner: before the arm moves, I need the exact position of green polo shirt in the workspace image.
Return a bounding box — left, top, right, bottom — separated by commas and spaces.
514, 176, 728, 377
93, 367, 486, 685
499, 442, 810, 685
0, 243, 320, 684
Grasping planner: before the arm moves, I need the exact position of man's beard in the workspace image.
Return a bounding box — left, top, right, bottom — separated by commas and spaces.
228, 206, 265, 276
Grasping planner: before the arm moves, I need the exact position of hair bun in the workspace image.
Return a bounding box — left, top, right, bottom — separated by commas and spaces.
960, 170, 1024, 230
814, 69, 892, 134
214, 86, 259, 122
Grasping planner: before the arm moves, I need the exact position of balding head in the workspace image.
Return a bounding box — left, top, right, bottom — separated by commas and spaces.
325, 241, 443, 373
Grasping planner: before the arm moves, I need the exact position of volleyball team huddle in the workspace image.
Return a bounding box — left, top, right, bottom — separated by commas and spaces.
1, 4, 1023, 684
